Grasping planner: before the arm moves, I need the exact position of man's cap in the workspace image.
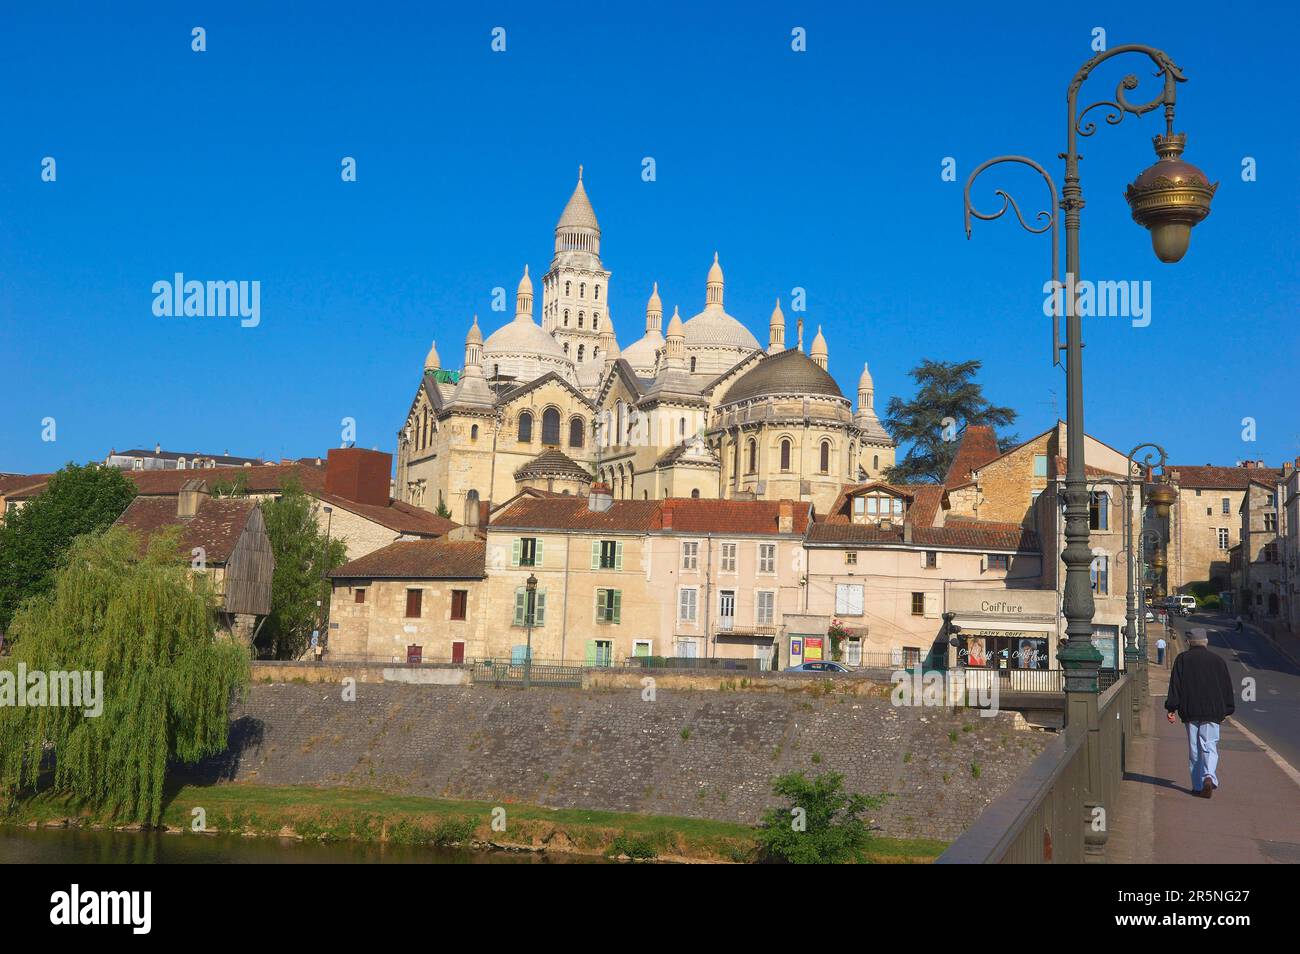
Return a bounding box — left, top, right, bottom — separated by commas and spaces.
1186, 629, 1209, 645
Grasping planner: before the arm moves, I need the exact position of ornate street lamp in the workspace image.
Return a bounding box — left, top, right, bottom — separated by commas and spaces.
964, 45, 1214, 698
1147, 482, 1177, 518
1125, 134, 1218, 263
523, 572, 538, 689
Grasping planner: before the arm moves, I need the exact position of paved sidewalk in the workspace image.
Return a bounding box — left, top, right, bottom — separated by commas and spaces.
1110, 625, 1300, 864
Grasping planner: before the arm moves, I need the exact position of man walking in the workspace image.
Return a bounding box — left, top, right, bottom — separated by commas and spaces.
1164, 629, 1235, 798
1156, 636, 1167, 666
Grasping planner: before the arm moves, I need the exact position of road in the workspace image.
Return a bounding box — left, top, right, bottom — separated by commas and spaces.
1164, 611, 1300, 776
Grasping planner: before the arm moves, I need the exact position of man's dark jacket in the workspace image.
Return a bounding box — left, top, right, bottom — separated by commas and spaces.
1164, 644, 1235, 723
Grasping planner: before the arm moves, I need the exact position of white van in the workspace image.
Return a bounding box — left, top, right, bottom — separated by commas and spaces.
1175, 594, 1197, 613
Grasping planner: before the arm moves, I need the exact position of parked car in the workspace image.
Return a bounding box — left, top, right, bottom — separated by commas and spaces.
784, 661, 851, 674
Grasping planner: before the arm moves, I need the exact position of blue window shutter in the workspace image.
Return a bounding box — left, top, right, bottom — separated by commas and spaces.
511, 644, 527, 665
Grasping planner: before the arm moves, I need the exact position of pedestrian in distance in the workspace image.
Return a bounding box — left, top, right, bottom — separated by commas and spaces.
1164, 629, 1235, 798
1156, 636, 1167, 666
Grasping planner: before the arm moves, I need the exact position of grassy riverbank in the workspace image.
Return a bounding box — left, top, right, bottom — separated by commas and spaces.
10, 784, 947, 863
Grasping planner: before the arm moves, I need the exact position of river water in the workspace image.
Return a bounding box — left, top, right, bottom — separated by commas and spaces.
0, 825, 602, 863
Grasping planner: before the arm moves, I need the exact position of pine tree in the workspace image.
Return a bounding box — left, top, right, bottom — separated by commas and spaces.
882, 359, 1018, 484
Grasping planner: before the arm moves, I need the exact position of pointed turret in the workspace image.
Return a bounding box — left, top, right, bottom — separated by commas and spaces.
424, 340, 441, 372
768, 298, 785, 353
515, 265, 533, 319
646, 282, 663, 334
810, 325, 828, 370
705, 252, 724, 308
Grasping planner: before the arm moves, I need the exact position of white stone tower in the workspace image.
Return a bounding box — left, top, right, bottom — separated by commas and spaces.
543, 166, 613, 365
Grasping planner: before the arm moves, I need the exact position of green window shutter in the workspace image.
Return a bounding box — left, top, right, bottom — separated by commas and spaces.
615, 541, 624, 571
591, 540, 600, 569
584, 640, 597, 665
535, 588, 547, 625
511, 538, 521, 567
595, 588, 603, 620
513, 587, 525, 625
535, 538, 544, 566
612, 590, 622, 624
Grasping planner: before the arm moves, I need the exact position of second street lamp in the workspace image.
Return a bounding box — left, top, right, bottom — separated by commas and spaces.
523, 573, 538, 690
963, 45, 1216, 698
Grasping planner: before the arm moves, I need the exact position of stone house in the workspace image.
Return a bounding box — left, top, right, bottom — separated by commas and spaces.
113, 479, 274, 642
326, 540, 487, 662
803, 480, 1043, 668
1237, 476, 1286, 622
644, 497, 811, 667
482, 487, 661, 664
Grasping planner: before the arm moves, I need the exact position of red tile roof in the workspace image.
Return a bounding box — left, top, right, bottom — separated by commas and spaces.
113, 496, 259, 564
944, 425, 1002, 487
1171, 464, 1282, 490
491, 496, 663, 532
127, 462, 326, 496
330, 540, 486, 580
658, 498, 811, 535
811, 482, 1037, 551
0, 473, 53, 498
316, 491, 457, 538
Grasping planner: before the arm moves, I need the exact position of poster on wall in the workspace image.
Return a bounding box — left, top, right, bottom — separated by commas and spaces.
804, 637, 824, 661
957, 632, 1049, 669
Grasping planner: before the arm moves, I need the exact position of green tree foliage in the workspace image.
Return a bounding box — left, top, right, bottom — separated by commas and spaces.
209, 472, 249, 497
0, 527, 249, 825
259, 478, 348, 659
755, 771, 886, 864
0, 463, 136, 635
882, 359, 1018, 484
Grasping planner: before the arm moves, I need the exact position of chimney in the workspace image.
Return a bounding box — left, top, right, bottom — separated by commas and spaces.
902, 517, 914, 544
177, 479, 207, 519
588, 481, 613, 513
778, 499, 793, 534
325, 448, 392, 507
155, 442, 162, 455
662, 501, 674, 530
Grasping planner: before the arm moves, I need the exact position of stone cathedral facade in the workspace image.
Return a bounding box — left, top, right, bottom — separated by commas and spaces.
395, 170, 895, 521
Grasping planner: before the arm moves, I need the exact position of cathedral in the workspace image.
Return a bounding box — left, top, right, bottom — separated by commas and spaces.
395, 170, 895, 520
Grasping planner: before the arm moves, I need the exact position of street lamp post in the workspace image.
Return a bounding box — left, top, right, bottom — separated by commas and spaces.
523, 572, 538, 690
964, 46, 1216, 698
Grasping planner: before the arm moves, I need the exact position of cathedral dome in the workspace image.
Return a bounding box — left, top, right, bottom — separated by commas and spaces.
723, 347, 844, 405
682, 308, 761, 351
482, 316, 573, 383
620, 332, 664, 376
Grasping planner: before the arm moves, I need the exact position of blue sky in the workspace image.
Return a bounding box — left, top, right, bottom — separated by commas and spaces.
2, 1, 1296, 475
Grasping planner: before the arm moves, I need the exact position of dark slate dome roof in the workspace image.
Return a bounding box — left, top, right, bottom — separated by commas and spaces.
723, 348, 844, 405
514, 448, 591, 481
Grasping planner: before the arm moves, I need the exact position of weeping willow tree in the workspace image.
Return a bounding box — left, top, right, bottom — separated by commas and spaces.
0, 526, 249, 825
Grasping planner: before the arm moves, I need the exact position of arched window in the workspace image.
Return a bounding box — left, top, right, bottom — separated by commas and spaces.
563, 343, 570, 355
747, 438, 757, 474
577, 344, 585, 362
679, 417, 686, 437
569, 417, 585, 448
518, 411, 533, 443
578, 311, 585, 328
593, 313, 599, 331
565, 281, 571, 295
820, 441, 831, 473
563, 309, 570, 327
579, 282, 586, 299
594, 285, 601, 301
780, 439, 792, 471
542, 407, 561, 445
691, 488, 701, 498
593, 347, 600, 360
690, 356, 697, 373
873, 454, 880, 470
471, 424, 479, 440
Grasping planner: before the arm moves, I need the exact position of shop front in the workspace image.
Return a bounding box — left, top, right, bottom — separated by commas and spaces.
946, 589, 1060, 688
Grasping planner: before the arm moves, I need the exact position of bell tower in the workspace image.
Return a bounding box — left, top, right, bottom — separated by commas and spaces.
543, 166, 613, 366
